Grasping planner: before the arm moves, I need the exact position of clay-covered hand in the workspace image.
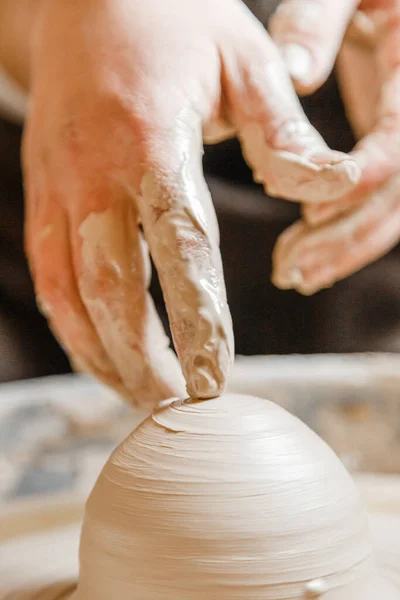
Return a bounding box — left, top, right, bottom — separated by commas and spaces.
270, 2, 400, 295
24, 0, 359, 406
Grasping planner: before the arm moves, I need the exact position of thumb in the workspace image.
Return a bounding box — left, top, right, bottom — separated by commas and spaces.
270, 0, 358, 94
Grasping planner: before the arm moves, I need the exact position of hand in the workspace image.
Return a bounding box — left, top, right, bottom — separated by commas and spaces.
270, 1, 400, 294
23, 0, 359, 406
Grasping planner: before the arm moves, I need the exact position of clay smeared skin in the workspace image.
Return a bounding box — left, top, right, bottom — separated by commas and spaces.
0, 0, 360, 407
3, 0, 400, 401
71, 394, 396, 600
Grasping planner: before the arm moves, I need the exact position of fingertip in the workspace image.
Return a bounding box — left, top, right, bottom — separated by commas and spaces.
271, 261, 302, 291
306, 153, 361, 199
272, 264, 328, 296
279, 43, 316, 93
335, 157, 361, 186
270, 0, 353, 94
326, 156, 361, 191
186, 366, 221, 400
308, 151, 360, 180
185, 343, 233, 400
265, 150, 360, 203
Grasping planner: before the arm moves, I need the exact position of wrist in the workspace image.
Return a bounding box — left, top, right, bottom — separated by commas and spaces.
0, 0, 43, 91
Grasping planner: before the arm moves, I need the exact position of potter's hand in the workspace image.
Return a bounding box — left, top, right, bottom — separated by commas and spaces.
270, 2, 400, 295
24, 0, 358, 406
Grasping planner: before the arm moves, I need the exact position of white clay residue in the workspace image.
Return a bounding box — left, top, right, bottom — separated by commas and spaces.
78, 106, 234, 403
305, 578, 329, 597
137, 109, 234, 399
78, 209, 186, 407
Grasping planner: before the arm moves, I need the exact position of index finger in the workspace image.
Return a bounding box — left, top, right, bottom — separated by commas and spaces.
134, 110, 234, 400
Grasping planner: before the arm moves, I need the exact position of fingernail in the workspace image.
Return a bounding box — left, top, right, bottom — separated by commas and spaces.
280, 43, 313, 86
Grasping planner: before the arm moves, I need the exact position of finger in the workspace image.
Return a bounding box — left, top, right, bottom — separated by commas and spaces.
349, 11, 400, 188
135, 110, 234, 399
70, 186, 186, 408
344, 8, 386, 50
221, 16, 361, 203
304, 10, 400, 227
303, 14, 400, 226
270, 0, 358, 94
272, 173, 400, 295
25, 177, 128, 398
337, 10, 386, 140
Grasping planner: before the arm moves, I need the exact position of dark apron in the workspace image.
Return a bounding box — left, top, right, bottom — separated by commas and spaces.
0, 1, 399, 382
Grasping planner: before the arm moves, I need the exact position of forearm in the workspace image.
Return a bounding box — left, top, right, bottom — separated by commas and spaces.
0, 0, 43, 91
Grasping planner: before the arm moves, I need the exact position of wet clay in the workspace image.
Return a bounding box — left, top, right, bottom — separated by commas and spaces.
137, 113, 234, 399
71, 394, 396, 600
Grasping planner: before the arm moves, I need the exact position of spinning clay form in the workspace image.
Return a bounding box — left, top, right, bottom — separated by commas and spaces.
70, 394, 398, 600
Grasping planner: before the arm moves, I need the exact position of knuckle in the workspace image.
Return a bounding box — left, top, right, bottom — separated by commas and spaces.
56, 93, 126, 156
56, 91, 173, 172
58, 114, 91, 158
